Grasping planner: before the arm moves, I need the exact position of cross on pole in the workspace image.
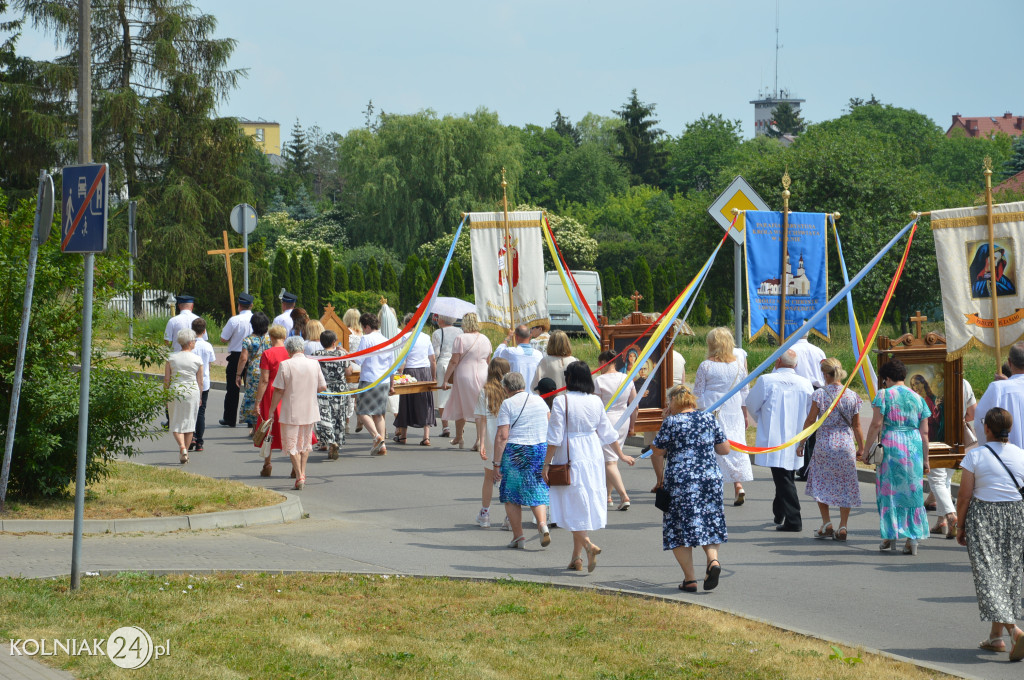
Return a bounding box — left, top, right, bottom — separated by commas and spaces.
910, 310, 927, 340
207, 230, 246, 316
630, 290, 643, 313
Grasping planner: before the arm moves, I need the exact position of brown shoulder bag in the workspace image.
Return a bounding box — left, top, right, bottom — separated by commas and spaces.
547, 394, 572, 486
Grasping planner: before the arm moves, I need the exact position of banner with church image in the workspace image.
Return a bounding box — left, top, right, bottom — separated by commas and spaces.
745, 210, 830, 341
468, 211, 548, 331
931, 200, 1024, 359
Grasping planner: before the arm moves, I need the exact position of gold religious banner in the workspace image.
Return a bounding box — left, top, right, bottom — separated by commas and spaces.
207, 230, 246, 316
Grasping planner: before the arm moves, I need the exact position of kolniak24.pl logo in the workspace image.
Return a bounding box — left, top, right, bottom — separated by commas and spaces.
10, 626, 169, 669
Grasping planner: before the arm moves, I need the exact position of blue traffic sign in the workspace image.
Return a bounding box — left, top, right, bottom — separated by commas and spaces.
61, 163, 109, 253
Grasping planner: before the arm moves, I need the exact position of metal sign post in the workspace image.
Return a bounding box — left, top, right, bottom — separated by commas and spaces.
229, 203, 257, 294
0, 170, 54, 512
708, 176, 771, 346
128, 200, 136, 340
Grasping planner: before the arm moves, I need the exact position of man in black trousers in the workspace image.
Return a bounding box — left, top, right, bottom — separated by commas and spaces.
219, 293, 254, 428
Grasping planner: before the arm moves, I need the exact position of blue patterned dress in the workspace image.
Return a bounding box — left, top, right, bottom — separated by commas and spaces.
654, 411, 728, 550
872, 385, 930, 541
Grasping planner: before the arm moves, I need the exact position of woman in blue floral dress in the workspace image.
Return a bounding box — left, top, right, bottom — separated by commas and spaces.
652, 385, 732, 592
862, 358, 931, 555
238, 312, 271, 432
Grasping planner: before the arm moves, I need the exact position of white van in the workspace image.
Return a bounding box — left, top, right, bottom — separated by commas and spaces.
545, 270, 602, 333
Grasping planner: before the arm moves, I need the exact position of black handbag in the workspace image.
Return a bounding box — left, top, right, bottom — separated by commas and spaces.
654, 486, 671, 512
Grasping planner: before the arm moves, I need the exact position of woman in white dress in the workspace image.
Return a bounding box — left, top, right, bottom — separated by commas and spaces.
164, 328, 204, 464
544, 361, 636, 573
593, 350, 638, 511
693, 327, 753, 505
431, 314, 463, 438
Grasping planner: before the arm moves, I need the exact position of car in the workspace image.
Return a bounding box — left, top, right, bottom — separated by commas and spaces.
545, 270, 602, 333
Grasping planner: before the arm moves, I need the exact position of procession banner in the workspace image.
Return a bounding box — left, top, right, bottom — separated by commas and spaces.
931, 201, 1024, 359
468, 211, 548, 331
745, 211, 829, 341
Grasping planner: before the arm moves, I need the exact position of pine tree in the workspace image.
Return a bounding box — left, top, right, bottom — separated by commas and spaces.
260, 275, 276, 317
440, 264, 455, 296
766, 102, 806, 138
552, 109, 581, 146
635, 256, 654, 312
288, 184, 317, 221
381, 260, 399, 294
285, 118, 311, 179
349, 264, 365, 291
450, 260, 466, 298
299, 250, 318, 313
417, 259, 433, 300
602, 268, 620, 299
1003, 134, 1024, 180
365, 257, 382, 290
614, 89, 668, 186
334, 263, 349, 291
400, 255, 421, 311
288, 251, 302, 300
619, 268, 635, 299
317, 249, 335, 314
272, 248, 290, 307
653, 264, 672, 310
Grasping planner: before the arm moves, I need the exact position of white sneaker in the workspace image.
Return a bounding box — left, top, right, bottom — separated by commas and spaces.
501, 516, 511, 531
475, 510, 490, 528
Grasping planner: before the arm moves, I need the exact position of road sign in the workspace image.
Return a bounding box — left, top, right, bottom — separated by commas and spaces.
61, 163, 109, 253
230, 203, 258, 235
34, 174, 55, 244
707, 175, 771, 245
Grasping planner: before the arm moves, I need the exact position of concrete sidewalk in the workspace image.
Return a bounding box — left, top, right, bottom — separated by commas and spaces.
1, 389, 1014, 680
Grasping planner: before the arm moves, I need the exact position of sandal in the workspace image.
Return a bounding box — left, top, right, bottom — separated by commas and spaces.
420, 439, 431, 446
376, 443, 387, 456
734, 490, 746, 506
704, 560, 722, 591
979, 637, 1006, 652
585, 543, 601, 573
260, 462, 272, 477
179, 448, 188, 464
567, 557, 583, 571
294, 476, 305, 491
370, 438, 384, 455
813, 522, 834, 539
679, 580, 698, 593
393, 434, 406, 444
1011, 630, 1024, 661
440, 428, 451, 438
833, 526, 848, 542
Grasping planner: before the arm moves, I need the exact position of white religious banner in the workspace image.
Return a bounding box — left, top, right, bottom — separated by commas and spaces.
932, 200, 1024, 359
468, 210, 548, 331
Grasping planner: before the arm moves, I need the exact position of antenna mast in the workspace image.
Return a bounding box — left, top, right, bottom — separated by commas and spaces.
774, 0, 780, 98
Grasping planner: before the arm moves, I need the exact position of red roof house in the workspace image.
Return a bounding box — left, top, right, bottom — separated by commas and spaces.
947, 113, 1024, 139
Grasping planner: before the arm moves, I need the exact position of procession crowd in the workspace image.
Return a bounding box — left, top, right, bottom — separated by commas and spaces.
159, 292, 1024, 662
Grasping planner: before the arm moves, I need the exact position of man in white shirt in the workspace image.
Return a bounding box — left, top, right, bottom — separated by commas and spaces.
219, 292, 253, 427
529, 322, 550, 353
190, 317, 217, 452
273, 290, 297, 335
163, 294, 207, 350
493, 325, 543, 389
976, 343, 1024, 448
745, 349, 814, 532
791, 335, 826, 388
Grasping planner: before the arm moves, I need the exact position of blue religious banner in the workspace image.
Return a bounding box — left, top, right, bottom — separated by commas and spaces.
745, 210, 829, 341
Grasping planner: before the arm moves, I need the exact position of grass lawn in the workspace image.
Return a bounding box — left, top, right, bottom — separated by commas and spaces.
0, 572, 949, 680
1, 461, 282, 520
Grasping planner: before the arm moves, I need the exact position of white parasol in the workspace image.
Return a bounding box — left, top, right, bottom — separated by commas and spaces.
430, 297, 476, 321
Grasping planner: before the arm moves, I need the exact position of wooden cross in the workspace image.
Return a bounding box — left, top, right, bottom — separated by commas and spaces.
630, 290, 643, 313
207, 230, 246, 316
911, 310, 927, 339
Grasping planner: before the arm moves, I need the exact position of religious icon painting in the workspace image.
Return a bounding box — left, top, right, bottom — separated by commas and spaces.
905, 363, 946, 442
966, 238, 1017, 299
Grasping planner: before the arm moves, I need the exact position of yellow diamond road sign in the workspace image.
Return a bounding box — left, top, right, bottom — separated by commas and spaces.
708, 176, 770, 245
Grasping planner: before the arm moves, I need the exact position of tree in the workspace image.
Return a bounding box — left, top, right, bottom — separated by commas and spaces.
364, 257, 381, 291
552, 109, 581, 146
288, 251, 302, 300
349, 263, 365, 291
766, 102, 806, 137
1003, 134, 1024, 180
664, 114, 743, 194
299, 250, 318, 313
334, 263, 349, 292
449, 260, 466, 298
614, 89, 668, 186
554, 143, 630, 205
634, 255, 654, 312
317, 249, 335, 314
381, 259, 399, 295
653, 263, 672, 309
17, 0, 252, 314
259, 274, 275, 316
602, 268, 620, 298
285, 118, 311, 180
288, 184, 318, 221
619, 268, 635, 298
845, 94, 881, 113
399, 254, 421, 311
271, 248, 290, 310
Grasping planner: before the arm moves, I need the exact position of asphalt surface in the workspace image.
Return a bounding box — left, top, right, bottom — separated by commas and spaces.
3, 389, 1020, 680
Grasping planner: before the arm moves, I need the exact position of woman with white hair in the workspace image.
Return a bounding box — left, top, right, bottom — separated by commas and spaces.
269, 335, 327, 489
164, 328, 204, 464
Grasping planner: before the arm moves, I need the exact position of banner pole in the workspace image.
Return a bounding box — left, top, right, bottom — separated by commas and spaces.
984, 157, 1002, 370
734, 240, 742, 347
500, 168, 515, 330
779, 169, 792, 343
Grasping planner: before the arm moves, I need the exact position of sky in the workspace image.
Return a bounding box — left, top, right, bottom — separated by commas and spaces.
8, 0, 1024, 140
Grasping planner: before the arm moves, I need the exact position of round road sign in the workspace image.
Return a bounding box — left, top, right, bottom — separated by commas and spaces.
230, 203, 258, 235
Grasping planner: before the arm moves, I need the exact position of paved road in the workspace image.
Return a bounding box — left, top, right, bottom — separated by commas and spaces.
3, 389, 1019, 680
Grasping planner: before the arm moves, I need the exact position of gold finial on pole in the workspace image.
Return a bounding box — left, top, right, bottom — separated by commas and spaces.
779, 167, 791, 343
500, 168, 515, 330
984, 156, 1002, 368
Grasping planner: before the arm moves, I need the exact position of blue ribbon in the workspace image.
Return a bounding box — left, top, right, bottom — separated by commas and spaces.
831, 214, 877, 398
703, 217, 919, 414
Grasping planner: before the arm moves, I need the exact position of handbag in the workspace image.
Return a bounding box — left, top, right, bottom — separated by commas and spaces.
654, 486, 671, 512
547, 394, 572, 486
982, 444, 1024, 500
864, 439, 884, 466
253, 417, 273, 447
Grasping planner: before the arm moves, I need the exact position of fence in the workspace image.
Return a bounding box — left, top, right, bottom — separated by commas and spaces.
107, 289, 174, 318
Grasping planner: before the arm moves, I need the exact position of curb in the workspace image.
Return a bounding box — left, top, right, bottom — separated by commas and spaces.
0, 492, 303, 534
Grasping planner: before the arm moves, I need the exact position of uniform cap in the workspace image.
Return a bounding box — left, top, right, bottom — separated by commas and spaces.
280, 291, 298, 303
237, 293, 254, 305
175, 294, 195, 304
